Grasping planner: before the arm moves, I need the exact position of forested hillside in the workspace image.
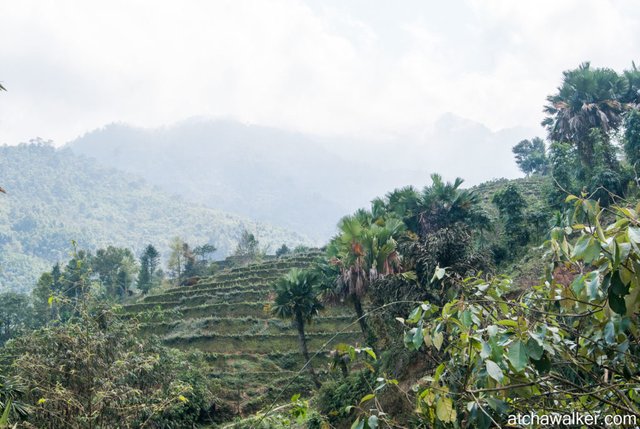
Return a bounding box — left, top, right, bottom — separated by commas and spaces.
0, 142, 311, 293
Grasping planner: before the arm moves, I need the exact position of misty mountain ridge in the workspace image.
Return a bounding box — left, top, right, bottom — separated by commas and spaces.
68, 115, 533, 241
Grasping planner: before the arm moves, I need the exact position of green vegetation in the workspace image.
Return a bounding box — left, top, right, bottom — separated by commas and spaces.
137, 244, 161, 294
271, 269, 324, 387
0, 142, 311, 293
4, 61, 640, 428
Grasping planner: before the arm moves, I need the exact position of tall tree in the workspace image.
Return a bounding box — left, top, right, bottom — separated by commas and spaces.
386, 174, 489, 237
168, 237, 185, 283
512, 137, 549, 176
92, 246, 137, 299
380, 174, 492, 298
271, 269, 324, 387
193, 244, 216, 264
0, 292, 32, 345
492, 183, 529, 250
542, 62, 626, 169
624, 109, 640, 169
181, 242, 197, 279
137, 244, 160, 294
327, 213, 405, 344
234, 230, 260, 257
31, 272, 55, 325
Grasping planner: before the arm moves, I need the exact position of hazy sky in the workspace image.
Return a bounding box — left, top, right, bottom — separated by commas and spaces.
1, 0, 639, 146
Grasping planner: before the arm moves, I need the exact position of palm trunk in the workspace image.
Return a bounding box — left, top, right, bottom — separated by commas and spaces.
295, 311, 320, 388
353, 296, 377, 349
339, 359, 349, 378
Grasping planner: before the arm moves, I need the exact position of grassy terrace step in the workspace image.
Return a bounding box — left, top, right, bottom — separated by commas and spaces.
210, 266, 311, 282
140, 315, 356, 336
215, 374, 316, 414
174, 301, 353, 319
201, 352, 332, 373
126, 291, 271, 312
211, 256, 322, 278
133, 290, 270, 310
154, 276, 281, 296
142, 284, 273, 303
165, 331, 361, 353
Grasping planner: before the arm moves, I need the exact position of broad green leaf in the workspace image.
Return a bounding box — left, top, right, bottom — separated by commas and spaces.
487, 325, 498, 337
480, 341, 491, 359
571, 274, 585, 296
436, 396, 456, 423
628, 227, 640, 243
609, 291, 627, 315
572, 235, 600, 263
604, 321, 615, 344
507, 340, 528, 372
351, 417, 364, 429
404, 329, 416, 349
360, 393, 375, 404
611, 273, 629, 296
620, 265, 634, 285
461, 310, 472, 328
434, 363, 446, 382
364, 348, 377, 361
413, 326, 424, 350
488, 337, 504, 361
367, 415, 379, 429
584, 271, 600, 300
433, 266, 446, 281
433, 331, 444, 351
485, 360, 504, 383
486, 397, 508, 414
525, 337, 543, 360
496, 319, 518, 328
407, 306, 423, 324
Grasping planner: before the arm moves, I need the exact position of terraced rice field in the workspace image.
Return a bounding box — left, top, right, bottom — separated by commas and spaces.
121, 250, 362, 416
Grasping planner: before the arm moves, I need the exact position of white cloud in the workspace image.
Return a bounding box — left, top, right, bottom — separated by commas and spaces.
0, 0, 638, 146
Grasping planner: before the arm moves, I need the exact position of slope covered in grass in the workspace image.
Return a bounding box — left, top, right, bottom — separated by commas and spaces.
121, 250, 361, 417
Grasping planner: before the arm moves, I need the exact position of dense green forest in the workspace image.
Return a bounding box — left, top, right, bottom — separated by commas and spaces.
0, 143, 311, 293
2, 61, 640, 428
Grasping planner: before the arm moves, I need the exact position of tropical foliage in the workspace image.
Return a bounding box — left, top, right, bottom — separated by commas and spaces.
271, 269, 324, 387
4, 61, 640, 428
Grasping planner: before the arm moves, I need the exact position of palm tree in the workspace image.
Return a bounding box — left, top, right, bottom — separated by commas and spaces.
384, 174, 489, 238
327, 214, 405, 344
416, 174, 489, 235
542, 62, 627, 169
271, 268, 323, 387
